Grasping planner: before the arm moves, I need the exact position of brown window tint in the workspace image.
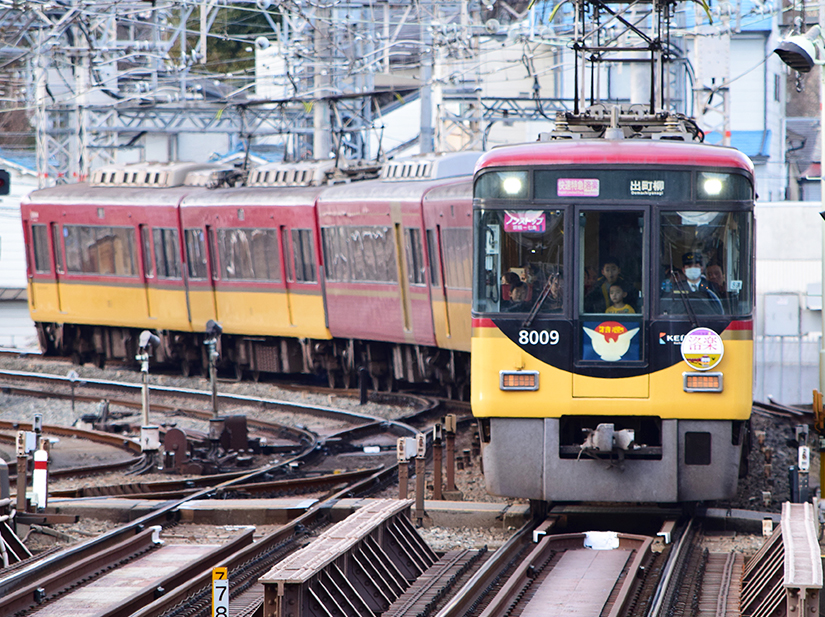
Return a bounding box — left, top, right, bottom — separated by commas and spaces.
64, 225, 136, 276
426, 229, 440, 286
217, 228, 281, 281
321, 226, 397, 283
441, 228, 472, 289
32, 224, 51, 274
184, 228, 208, 279
405, 228, 426, 285
153, 228, 181, 278
51, 224, 64, 274
291, 229, 317, 282
141, 226, 154, 277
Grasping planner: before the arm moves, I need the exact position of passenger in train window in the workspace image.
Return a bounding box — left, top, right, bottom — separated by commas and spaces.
584, 257, 638, 313
706, 263, 726, 296
605, 283, 634, 314
583, 266, 598, 296
544, 271, 564, 312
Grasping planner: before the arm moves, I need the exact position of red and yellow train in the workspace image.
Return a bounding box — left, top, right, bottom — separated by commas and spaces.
22, 155, 477, 396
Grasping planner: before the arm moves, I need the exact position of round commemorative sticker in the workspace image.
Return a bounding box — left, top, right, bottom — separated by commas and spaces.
680, 327, 724, 371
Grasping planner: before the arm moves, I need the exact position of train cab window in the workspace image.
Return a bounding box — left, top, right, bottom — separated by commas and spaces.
291, 229, 317, 282
217, 228, 281, 281
64, 225, 136, 276
405, 228, 426, 285
658, 211, 752, 316
184, 228, 208, 279
580, 212, 645, 315
579, 211, 645, 363
474, 210, 564, 312
31, 224, 51, 274
153, 228, 181, 278
425, 230, 440, 286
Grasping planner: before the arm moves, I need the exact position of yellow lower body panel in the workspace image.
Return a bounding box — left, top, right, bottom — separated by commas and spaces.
29, 281, 193, 332
215, 290, 331, 340
573, 373, 649, 398
431, 298, 471, 352
471, 332, 752, 421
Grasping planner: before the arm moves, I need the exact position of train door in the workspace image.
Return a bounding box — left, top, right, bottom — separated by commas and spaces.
50, 222, 66, 313
574, 207, 649, 397
26, 222, 60, 316
139, 225, 156, 318
388, 203, 414, 336
429, 226, 451, 341
403, 225, 435, 343
183, 226, 217, 330
206, 225, 220, 320
279, 226, 295, 326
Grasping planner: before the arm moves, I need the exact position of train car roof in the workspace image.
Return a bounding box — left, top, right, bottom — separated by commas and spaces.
180, 185, 327, 208
23, 182, 198, 206
422, 178, 473, 202
317, 176, 471, 203
475, 140, 755, 175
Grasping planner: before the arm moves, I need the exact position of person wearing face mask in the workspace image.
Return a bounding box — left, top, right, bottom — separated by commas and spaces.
665, 252, 723, 314
681, 252, 708, 292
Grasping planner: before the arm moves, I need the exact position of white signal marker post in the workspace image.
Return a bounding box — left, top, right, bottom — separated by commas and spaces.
212, 567, 229, 617
32, 446, 48, 510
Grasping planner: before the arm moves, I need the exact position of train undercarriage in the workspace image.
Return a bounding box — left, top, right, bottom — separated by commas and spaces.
35, 322, 471, 398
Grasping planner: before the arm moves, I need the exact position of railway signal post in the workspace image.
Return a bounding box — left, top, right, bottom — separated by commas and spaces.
205, 320, 222, 419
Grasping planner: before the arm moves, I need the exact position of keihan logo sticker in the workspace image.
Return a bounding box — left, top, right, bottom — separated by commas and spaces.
582, 321, 640, 362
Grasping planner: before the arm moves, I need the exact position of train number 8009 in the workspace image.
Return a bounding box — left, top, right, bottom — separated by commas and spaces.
518, 330, 560, 346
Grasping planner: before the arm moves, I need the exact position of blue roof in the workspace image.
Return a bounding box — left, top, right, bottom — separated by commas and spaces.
0, 148, 36, 172
705, 130, 771, 158
668, 0, 774, 32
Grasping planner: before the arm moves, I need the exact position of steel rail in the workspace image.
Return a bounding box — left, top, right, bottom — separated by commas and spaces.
0, 368, 414, 424
0, 525, 163, 616
0, 416, 417, 602
646, 518, 695, 617
0, 419, 142, 452
475, 532, 653, 617
126, 464, 410, 617
433, 519, 539, 617
50, 465, 385, 500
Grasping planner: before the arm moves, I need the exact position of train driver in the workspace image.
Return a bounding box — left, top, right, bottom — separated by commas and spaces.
663, 252, 723, 314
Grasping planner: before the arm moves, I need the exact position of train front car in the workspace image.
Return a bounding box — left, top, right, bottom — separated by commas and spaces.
471, 139, 755, 503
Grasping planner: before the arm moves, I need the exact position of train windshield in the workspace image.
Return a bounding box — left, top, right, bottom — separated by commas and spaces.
473, 209, 564, 314
658, 210, 752, 316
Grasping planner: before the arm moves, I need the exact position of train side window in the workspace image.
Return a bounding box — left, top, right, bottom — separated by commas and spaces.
292, 229, 316, 282
321, 227, 350, 282
217, 228, 281, 281
426, 229, 440, 286
321, 226, 397, 283
282, 228, 294, 281
405, 228, 426, 285
50, 224, 64, 274
64, 225, 137, 276
184, 228, 208, 279
442, 228, 472, 289
141, 226, 154, 278
32, 224, 51, 274
208, 228, 219, 280
153, 228, 181, 278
